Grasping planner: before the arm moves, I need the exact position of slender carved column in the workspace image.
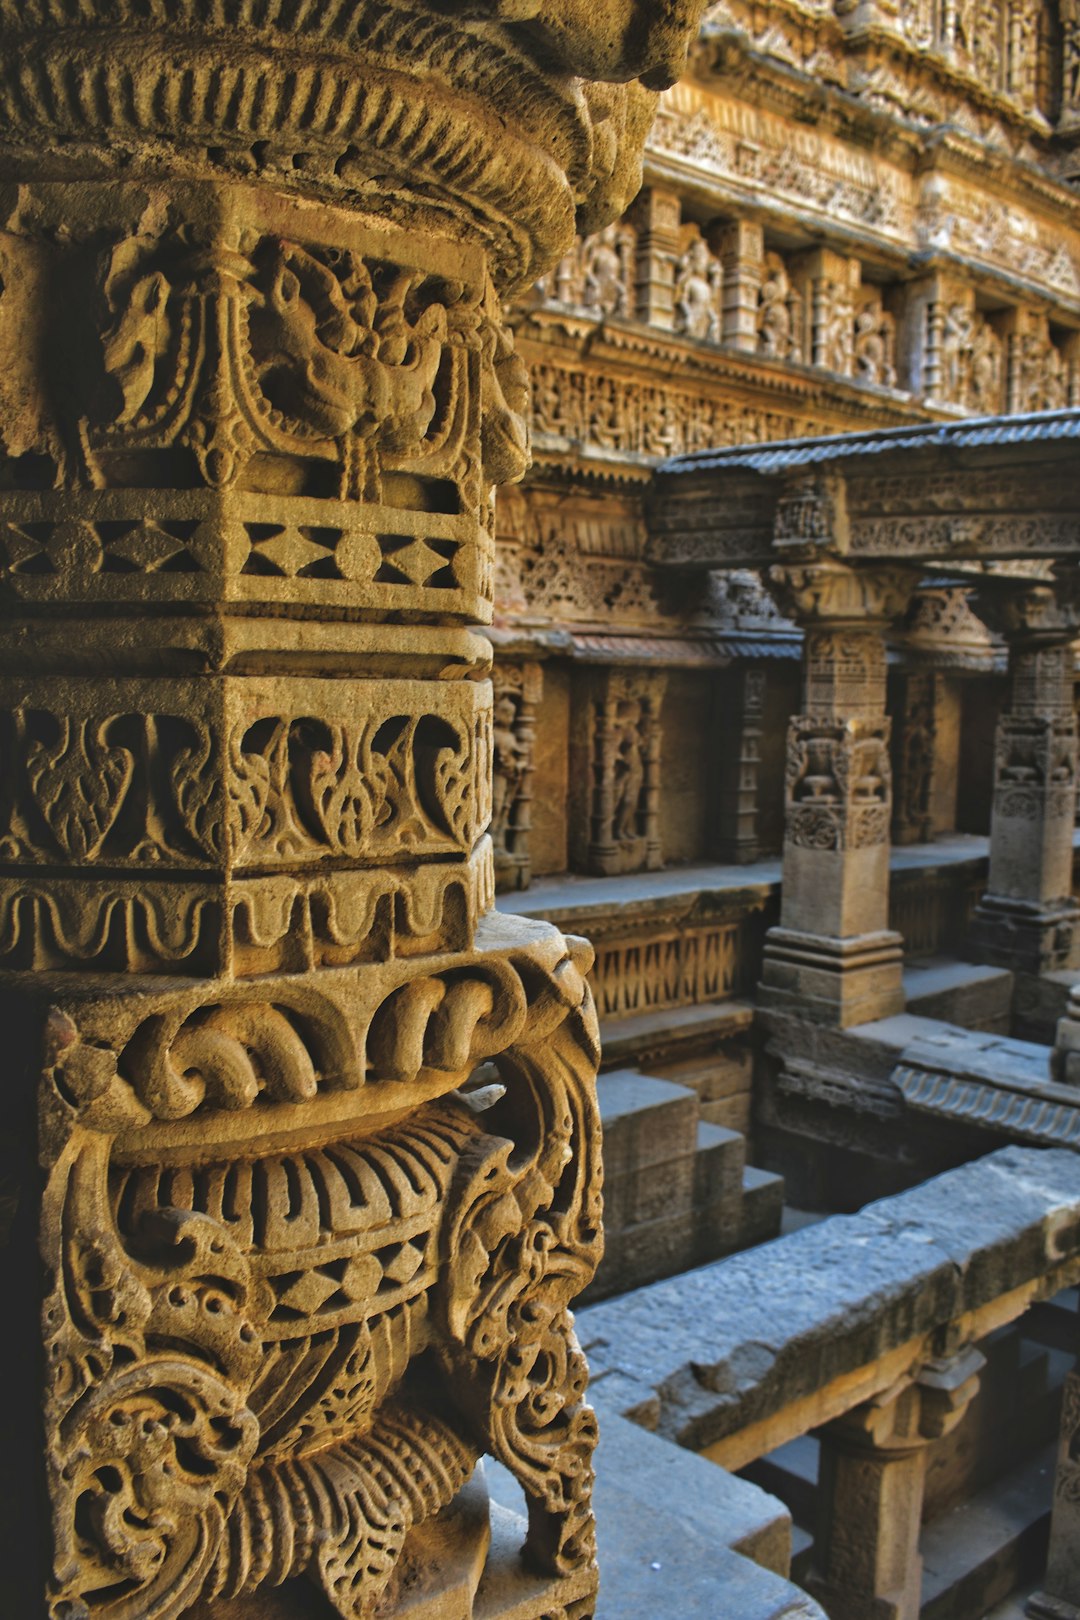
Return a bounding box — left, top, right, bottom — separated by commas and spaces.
891, 670, 941, 847
492, 660, 542, 893
971, 576, 1080, 978
713, 665, 767, 864
808, 1349, 984, 1620
760, 555, 920, 1027
570, 667, 667, 876
0, 4, 704, 1615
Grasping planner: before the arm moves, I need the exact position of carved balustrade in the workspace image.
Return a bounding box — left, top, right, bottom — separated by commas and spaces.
0, 3, 705, 1616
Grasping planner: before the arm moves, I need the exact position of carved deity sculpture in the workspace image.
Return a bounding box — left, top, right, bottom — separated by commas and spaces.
758, 253, 802, 362
0, 2, 704, 1615
570, 670, 667, 875
491, 663, 542, 892
854, 299, 897, 388
674, 231, 724, 342
1064, 0, 1080, 112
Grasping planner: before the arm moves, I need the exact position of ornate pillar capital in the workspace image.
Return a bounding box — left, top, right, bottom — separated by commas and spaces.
768, 560, 922, 629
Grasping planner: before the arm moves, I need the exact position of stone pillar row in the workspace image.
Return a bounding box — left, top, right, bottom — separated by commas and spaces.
0, 4, 704, 1616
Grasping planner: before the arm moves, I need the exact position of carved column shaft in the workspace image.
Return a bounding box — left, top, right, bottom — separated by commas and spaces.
715, 219, 765, 354
713, 664, 766, 864
972, 579, 1080, 977
633, 185, 682, 331
570, 667, 667, 876
0, 4, 704, 1615
808, 1350, 983, 1620
1028, 1366, 1080, 1618
759, 550, 919, 1027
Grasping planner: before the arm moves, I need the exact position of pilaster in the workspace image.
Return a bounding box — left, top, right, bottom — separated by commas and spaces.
714, 219, 766, 354
713, 664, 767, 864
633, 185, 683, 332
759, 557, 920, 1027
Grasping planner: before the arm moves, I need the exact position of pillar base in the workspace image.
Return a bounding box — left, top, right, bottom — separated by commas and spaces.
970, 894, 1080, 977
804, 1575, 917, 1620
759, 927, 906, 1028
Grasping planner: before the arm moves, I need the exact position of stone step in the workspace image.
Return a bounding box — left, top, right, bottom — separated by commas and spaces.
694, 1119, 748, 1265
920, 1439, 1057, 1620
596, 1069, 700, 1179
904, 958, 1015, 1035
592, 1070, 776, 1297
740, 1162, 786, 1249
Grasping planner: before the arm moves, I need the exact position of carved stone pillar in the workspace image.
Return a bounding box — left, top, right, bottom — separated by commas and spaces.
791, 248, 860, 378
760, 557, 920, 1027
808, 1349, 984, 1620
633, 185, 683, 331
492, 660, 542, 893
891, 670, 942, 847
713, 664, 767, 864
0, 4, 704, 1614
971, 576, 1080, 978
715, 219, 765, 354
1028, 1367, 1080, 1619
570, 667, 667, 876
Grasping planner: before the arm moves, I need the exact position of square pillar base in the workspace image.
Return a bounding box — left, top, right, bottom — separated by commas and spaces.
759, 927, 906, 1028
970, 895, 1080, 977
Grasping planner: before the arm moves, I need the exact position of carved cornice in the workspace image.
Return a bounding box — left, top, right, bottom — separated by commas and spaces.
0, 0, 704, 291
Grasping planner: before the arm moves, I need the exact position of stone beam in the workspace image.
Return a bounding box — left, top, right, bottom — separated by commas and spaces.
0, 4, 705, 1617
646, 412, 1080, 571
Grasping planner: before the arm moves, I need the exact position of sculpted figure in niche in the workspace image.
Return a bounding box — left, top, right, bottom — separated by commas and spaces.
854, 302, 897, 387
941, 302, 975, 399
613, 699, 646, 842
1064, 0, 1080, 105
491, 689, 527, 858
582, 224, 633, 317
759, 256, 797, 359
674, 235, 723, 343
969, 320, 1002, 411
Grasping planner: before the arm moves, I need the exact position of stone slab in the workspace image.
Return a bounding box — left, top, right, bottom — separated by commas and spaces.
596, 1070, 698, 1178
904, 957, 1015, 1034
578, 1146, 1080, 1455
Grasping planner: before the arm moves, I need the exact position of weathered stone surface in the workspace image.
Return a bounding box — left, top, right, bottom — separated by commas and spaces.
579, 1147, 1080, 1455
